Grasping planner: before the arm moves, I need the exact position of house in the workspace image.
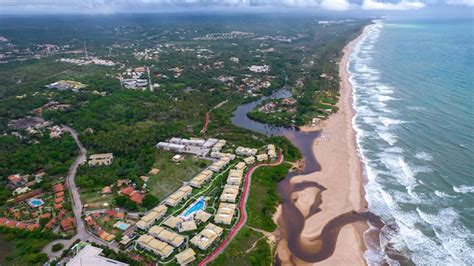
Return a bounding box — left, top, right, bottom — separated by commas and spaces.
243, 156, 256, 165
61, 217, 76, 231
117, 179, 129, 187
88, 153, 114, 166
148, 225, 185, 247
235, 162, 246, 171
172, 154, 184, 163
7, 174, 25, 188
149, 168, 160, 175
67, 244, 128, 266
235, 146, 258, 156
194, 211, 212, 224
178, 220, 197, 233
256, 154, 269, 162
13, 187, 31, 195
136, 205, 168, 230
214, 203, 237, 225
165, 186, 192, 207
163, 216, 182, 229
101, 186, 112, 195
55, 191, 65, 198
190, 223, 223, 250
220, 184, 240, 203
189, 170, 213, 188
136, 234, 174, 259
175, 248, 196, 265
53, 183, 65, 193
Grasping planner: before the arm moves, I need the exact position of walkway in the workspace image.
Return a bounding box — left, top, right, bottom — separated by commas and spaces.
198, 152, 283, 265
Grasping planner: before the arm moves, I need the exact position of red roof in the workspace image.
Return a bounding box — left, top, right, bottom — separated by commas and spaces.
120, 186, 134, 196
6, 220, 17, 228
105, 209, 116, 217
16, 222, 28, 229
0, 217, 7, 225
55, 191, 64, 198
129, 192, 144, 204
8, 174, 21, 183
55, 197, 64, 204
54, 203, 63, 210
40, 213, 51, 219
53, 183, 64, 193
27, 224, 40, 231
60, 217, 75, 231
45, 219, 55, 229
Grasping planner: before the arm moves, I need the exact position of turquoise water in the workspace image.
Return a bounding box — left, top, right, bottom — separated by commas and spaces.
181, 197, 205, 218
29, 198, 44, 207
116, 222, 129, 230
349, 19, 474, 264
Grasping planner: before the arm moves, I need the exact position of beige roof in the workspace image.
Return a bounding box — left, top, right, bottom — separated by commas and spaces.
137, 234, 174, 258
190, 223, 223, 250
235, 162, 246, 170
151, 226, 185, 247
163, 216, 182, 229
256, 154, 268, 161
175, 248, 196, 265
194, 211, 212, 223
220, 185, 239, 202
215, 203, 237, 225
179, 220, 197, 232
243, 156, 255, 164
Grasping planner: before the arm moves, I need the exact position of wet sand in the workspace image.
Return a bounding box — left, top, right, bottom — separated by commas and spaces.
275, 27, 371, 265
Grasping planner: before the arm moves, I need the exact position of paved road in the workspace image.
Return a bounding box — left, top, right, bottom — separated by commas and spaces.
42, 126, 119, 260
199, 152, 284, 265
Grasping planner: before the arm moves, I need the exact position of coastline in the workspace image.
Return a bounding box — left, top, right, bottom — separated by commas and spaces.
275, 26, 369, 265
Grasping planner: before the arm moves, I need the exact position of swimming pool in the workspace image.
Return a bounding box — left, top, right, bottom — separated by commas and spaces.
28, 198, 45, 208
180, 197, 206, 220
114, 221, 130, 231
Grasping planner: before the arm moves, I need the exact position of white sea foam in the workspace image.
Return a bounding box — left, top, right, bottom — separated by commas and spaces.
379, 117, 404, 127
434, 190, 457, 199
415, 152, 433, 161
453, 185, 474, 194
377, 131, 397, 145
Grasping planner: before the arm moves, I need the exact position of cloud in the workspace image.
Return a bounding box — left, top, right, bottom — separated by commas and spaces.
362, 0, 426, 10
445, 0, 474, 6
321, 0, 351, 11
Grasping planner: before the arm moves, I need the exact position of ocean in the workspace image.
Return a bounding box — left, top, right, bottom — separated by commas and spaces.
348, 19, 474, 265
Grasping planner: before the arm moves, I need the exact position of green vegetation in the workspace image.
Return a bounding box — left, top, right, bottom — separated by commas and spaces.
114, 195, 138, 211
149, 151, 211, 199
247, 163, 291, 232
0, 227, 57, 265
210, 227, 272, 266
52, 243, 64, 252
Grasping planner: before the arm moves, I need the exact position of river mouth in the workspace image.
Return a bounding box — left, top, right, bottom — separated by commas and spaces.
231, 89, 378, 264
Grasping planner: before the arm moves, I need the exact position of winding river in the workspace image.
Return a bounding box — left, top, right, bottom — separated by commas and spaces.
231, 89, 380, 264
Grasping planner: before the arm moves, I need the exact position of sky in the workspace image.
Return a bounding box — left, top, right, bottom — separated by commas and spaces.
0, 0, 473, 17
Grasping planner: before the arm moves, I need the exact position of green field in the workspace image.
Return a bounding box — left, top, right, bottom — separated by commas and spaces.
149, 150, 211, 200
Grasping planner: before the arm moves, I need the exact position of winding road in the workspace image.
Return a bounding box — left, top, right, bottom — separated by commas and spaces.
199, 151, 284, 265
42, 126, 118, 260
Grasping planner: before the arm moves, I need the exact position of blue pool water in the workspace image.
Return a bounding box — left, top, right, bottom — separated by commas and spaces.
115, 222, 129, 230
181, 197, 206, 218
28, 198, 44, 207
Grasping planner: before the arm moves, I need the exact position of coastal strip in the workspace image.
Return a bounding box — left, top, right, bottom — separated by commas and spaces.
275, 26, 371, 265
199, 151, 284, 265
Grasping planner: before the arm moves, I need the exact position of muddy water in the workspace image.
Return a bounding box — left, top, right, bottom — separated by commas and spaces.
231, 89, 376, 264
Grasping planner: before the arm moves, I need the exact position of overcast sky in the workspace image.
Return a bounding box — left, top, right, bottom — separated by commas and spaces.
0, 0, 473, 16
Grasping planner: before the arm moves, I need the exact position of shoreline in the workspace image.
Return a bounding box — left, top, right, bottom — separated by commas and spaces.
275, 26, 370, 265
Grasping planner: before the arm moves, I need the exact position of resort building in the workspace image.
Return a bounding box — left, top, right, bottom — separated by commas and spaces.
46, 80, 86, 91
136, 205, 168, 230
211, 139, 226, 152
210, 157, 231, 172
163, 216, 182, 229
220, 184, 240, 203
194, 211, 212, 223
243, 156, 256, 165
189, 170, 213, 188
137, 234, 174, 259
165, 186, 193, 207
149, 226, 185, 247
156, 142, 186, 153
67, 244, 128, 266
267, 144, 277, 159
234, 162, 246, 171
215, 203, 237, 225
226, 169, 244, 186
88, 153, 114, 166
256, 154, 269, 162
235, 146, 258, 156
178, 220, 197, 232
190, 223, 223, 250
202, 138, 218, 148
175, 248, 196, 265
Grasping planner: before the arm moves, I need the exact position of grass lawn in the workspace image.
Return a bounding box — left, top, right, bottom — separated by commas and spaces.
210, 226, 272, 266
246, 163, 290, 232
81, 191, 114, 209
148, 150, 211, 200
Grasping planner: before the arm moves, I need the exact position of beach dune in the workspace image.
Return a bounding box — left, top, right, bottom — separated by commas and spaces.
275, 28, 369, 265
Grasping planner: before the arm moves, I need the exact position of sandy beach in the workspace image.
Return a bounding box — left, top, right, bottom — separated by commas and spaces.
275, 27, 369, 265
